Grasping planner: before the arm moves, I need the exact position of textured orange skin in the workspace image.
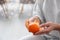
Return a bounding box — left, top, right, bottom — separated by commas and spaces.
28, 23, 40, 33
25, 18, 41, 33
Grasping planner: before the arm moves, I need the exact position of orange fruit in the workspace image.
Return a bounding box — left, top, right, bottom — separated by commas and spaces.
25, 18, 41, 33
28, 22, 40, 33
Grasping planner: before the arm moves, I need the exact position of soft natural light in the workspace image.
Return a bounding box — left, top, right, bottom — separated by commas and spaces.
0, 0, 35, 40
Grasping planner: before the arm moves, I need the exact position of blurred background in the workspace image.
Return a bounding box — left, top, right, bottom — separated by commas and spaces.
0, 0, 35, 40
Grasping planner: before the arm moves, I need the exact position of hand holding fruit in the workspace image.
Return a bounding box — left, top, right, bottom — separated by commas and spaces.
25, 16, 60, 35
25, 16, 42, 34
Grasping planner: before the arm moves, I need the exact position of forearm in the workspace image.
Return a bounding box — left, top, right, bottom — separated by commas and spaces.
56, 24, 60, 31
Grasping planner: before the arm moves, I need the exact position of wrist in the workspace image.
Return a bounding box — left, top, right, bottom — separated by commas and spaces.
55, 24, 60, 31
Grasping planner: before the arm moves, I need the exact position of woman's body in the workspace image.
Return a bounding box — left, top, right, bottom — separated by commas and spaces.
19, 0, 60, 40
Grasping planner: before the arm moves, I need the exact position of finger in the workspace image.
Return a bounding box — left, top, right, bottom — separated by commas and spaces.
25, 19, 29, 28
29, 17, 35, 22
34, 28, 45, 35
39, 26, 53, 34
34, 26, 53, 35
34, 30, 45, 35
44, 26, 54, 33
33, 33, 36, 35
40, 22, 50, 27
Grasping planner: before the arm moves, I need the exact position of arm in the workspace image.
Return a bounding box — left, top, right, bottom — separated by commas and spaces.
25, 0, 45, 32
35, 22, 60, 35
32, 0, 46, 23
55, 24, 60, 31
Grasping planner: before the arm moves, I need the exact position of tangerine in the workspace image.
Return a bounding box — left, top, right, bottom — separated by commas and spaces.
28, 23, 40, 33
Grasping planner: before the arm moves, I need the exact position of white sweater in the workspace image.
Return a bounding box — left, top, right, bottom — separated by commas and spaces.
33, 0, 60, 38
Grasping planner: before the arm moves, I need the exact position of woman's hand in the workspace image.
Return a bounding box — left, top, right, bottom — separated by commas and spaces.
25, 16, 41, 32
34, 22, 60, 35
25, 16, 41, 28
